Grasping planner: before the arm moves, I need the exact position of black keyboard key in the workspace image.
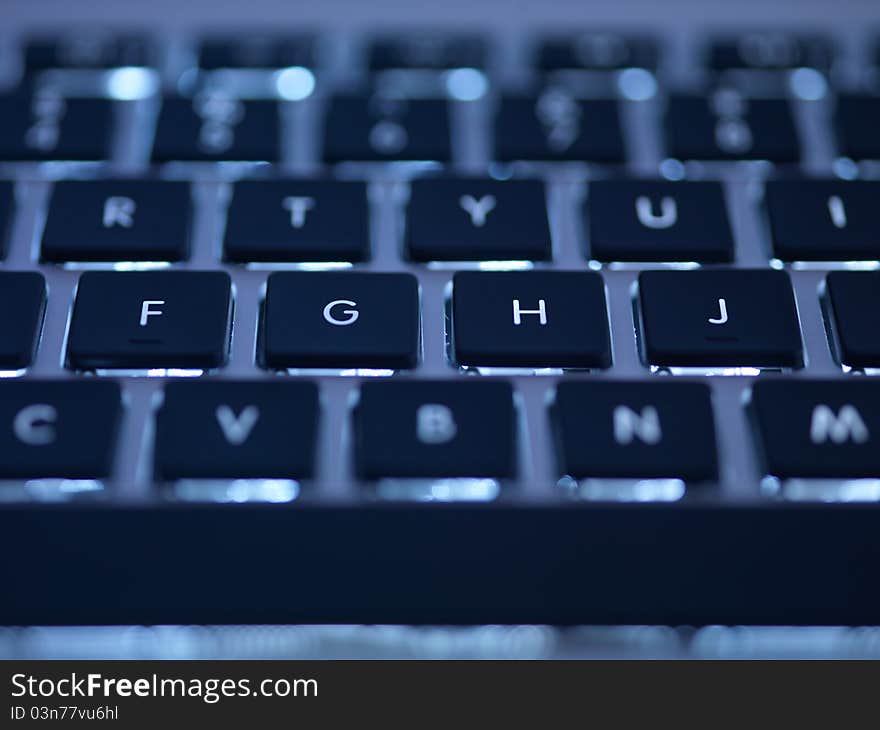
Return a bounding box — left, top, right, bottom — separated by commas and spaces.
67, 271, 232, 371
707, 33, 833, 71
825, 271, 880, 369
766, 180, 880, 261
406, 178, 551, 262
154, 381, 319, 480
751, 380, 880, 479
0, 181, 13, 258
666, 93, 799, 162
24, 34, 154, 70
495, 94, 624, 162
536, 33, 658, 70
587, 180, 734, 262
0, 90, 113, 161
152, 97, 279, 162
323, 95, 451, 162
835, 94, 880, 160
355, 380, 515, 479
198, 35, 314, 69
638, 269, 802, 368
553, 381, 718, 481
42, 180, 190, 262
368, 33, 487, 70
452, 271, 611, 369
263, 272, 419, 370
224, 180, 368, 263
0, 272, 46, 370
0, 380, 120, 479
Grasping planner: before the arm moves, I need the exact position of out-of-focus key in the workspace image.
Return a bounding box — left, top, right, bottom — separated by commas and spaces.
536, 33, 658, 70
835, 94, 880, 161
707, 33, 833, 71
368, 33, 487, 70
553, 381, 718, 481
198, 34, 315, 69
323, 95, 451, 162
0, 380, 121, 479
666, 91, 799, 162
152, 96, 279, 162
154, 380, 319, 480
0, 89, 113, 161
42, 180, 191, 262
495, 93, 624, 162
23, 33, 154, 70
751, 380, 880, 479
355, 380, 516, 480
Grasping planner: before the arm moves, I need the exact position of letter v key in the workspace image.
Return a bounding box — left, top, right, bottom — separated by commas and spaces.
215, 405, 260, 445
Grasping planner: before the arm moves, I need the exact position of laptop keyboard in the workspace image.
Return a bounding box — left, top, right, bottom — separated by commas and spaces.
1, 14, 880, 635
0, 28, 879, 506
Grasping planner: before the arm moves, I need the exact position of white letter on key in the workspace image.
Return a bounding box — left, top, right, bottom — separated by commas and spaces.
215, 405, 260, 446
140, 300, 165, 326
635, 196, 677, 229
827, 196, 847, 229
459, 195, 497, 227
708, 298, 728, 325
323, 300, 359, 326
102, 196, 136, 228
13, 404, 58, 446
282, 196, 316, 228
512, 299, 547, 325
416, 404, 457, 445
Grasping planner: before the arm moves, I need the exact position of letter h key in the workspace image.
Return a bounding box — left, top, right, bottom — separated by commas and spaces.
453, 271, 611, 369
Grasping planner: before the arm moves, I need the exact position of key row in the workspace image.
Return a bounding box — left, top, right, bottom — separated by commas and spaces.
4, 178, 880, 264
2, 87, 879, 162
3, 269, 880, 372
15, 31, 868, 72
2, 378, 879, 486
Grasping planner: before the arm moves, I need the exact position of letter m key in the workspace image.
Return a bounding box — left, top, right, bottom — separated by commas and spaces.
810, 404, 870, 445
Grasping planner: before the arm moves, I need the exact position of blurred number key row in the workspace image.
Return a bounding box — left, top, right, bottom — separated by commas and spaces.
1, 86, 878, 162
1, 269, 880, 372
3, 178, 880, 264
15, 31, 870, 72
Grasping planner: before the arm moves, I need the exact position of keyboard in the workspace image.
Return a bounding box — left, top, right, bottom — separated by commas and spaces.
3, 10, 880, 629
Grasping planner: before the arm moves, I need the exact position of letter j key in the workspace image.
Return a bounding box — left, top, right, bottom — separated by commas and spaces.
637, 270, 802, 369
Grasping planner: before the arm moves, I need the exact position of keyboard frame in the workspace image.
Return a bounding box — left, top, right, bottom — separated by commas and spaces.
2, 4, 880, 634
